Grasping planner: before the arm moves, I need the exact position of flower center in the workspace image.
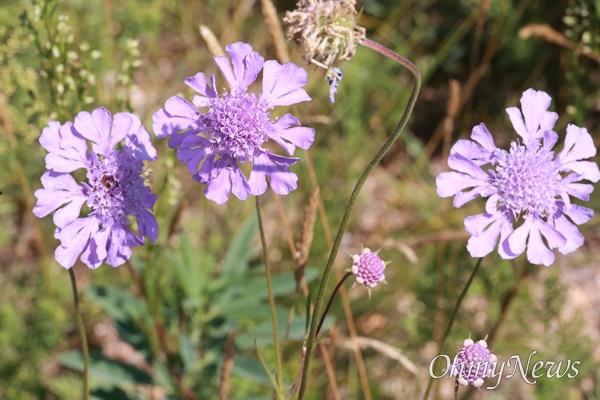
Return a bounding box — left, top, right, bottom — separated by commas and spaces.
493, 142, 561, 218
207, 92, 272, 162
85, 152, 146, 227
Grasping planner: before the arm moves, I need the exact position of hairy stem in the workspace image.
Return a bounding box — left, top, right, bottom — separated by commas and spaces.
255, 195, 285, 397
69, 268, 90, 400
298, 38, 421, 400
422, 257, 484, 400
455, 377, 460, 400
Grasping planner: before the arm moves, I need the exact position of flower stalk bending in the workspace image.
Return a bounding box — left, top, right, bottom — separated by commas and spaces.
298, 39, 421, 399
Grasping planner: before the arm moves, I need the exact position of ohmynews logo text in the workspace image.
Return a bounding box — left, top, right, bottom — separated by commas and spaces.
428, 351, 581, 389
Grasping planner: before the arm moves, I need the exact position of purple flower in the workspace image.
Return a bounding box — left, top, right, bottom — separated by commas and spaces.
349, 248, 387, 297
152, 42, 315, 204
452, 338, 497, 388
33, 107, 158, 269
327, 67, 343, 104
437, 89, 599, 266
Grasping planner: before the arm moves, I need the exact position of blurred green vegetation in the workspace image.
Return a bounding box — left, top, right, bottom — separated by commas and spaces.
0, 0, 598, 399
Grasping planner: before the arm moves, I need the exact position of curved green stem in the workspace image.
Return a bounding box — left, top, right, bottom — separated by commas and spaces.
298, 38, 421, 400
69, 268, 90, 400
422, 257, 484, 400
255, 195, 285, 398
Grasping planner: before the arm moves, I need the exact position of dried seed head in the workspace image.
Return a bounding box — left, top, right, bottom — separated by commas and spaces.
284, 0, 365, 70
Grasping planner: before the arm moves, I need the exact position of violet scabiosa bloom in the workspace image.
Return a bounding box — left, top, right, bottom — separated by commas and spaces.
436, 89, 599, 266
452, 338, 497, 388
33, 107, 158, 269
153, 42, 315, 204
349, 248, 387, 297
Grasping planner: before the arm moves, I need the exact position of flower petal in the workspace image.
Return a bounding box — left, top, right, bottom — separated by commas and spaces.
562, 203, 594, 225
118, 113, 157, 161
436, 171, 485, 199
526, 220, 555, 266
507, 217, 533, 256
74, 107, 113, 156
553, 214, 584, 255
108, 112, 134, 151
135, 208, 159, 243
558, 125, 596, 166
33, 172, 86, 227
54, 217, 98, 269
204, 157, 250, 204
80, 227, 109, 269
153, 108, 191, 140
464, 212, 494, 236
470, 123, 498, 154
520, 89, 552, 140
178, 135, 213, 175
561, 161, 600, 183
466, 215, 502, 258
506, 106, 528, 143
447, 153, 489, 180
39, 121, 64, 154
269, 114, 315, 155
105, 226, 139, 267
213, 43, 263, 94
185, 72, 218, 100
260, 60, 311, 108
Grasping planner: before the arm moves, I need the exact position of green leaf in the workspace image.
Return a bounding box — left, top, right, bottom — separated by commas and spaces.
254, 341, 285, 398
231, 354, 271, 386
243, 267, 320, 301
85, 285, 151, 352
236, 316, 307, 350
178, 334, 198, 372
85, 285, 149, 323
221, 215, 258, 276
57, 350, 152, 390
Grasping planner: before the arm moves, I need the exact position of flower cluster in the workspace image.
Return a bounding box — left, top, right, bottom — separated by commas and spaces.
452, 338, 497, 388
349, 248, 387, 297
33, 107, 158, 269
437, 89, 599, 266
153, 42, 315, 204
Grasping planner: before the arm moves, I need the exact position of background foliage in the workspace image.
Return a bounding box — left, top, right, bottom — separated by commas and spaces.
0, 0, 598, 399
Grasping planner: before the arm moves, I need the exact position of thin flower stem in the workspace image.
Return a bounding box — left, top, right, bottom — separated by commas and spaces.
304, 151, 372, 400
422, 257, 484, 400
298, 39, 421, 400
455, 377, 460, 400
316, 272, 353, 337
68, 268, 90, 400
255, 195, 285, 397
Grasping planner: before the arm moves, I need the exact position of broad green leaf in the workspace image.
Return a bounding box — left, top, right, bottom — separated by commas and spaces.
57, 350, 152, 390
85, 285, 149, 323
232, 354, 272, 386
221, 215, 258, 277
178, 334, 198, 372
243, 267, 320, 300
236, 317, 307, 350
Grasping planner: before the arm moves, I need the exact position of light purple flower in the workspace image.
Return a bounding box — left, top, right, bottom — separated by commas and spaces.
152, 42, 315, 204
348, 248, 387, 298
33, 107, 158, 269
452, 338, 497, 388
327, 67, 343, 103
437, 89, 599, 266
